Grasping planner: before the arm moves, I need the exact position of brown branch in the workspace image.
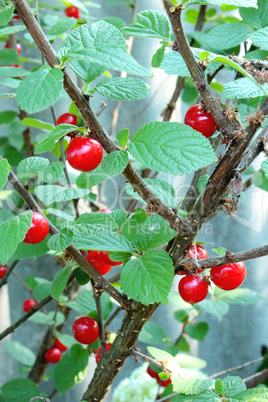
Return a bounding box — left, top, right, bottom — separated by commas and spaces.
130, 348, 172, 373
0, 260, 19, 288
208, 357, 265, 379
244, 369, 268, 388
91, 279, 106, 357
11, 0, 189, 235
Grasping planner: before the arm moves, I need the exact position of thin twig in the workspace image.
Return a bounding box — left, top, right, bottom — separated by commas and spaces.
244, 369, 268, 388
104, 306, 122, 327
208, 357, 266, 379
0, 260, 19, 288
131, 348, 171, 373
12, 271, 35, 297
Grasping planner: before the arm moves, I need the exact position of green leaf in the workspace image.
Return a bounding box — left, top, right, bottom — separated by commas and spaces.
151, 44, 166, 68
262, 158, 268, 180
48, 232, 73, 252
20, 117, 54, 131
75, 267, 90, 285
5, 340, 35, 366
64, 60, 106, 84
250, 27, 268, 50
41, 161, 64, 184
1, 378, 40, 402
200, 23, 252, 51
212, 247, 226, 256
75, 211, 118, 231
53, 345, 89, 393
126, 178, 177, 208
174, 310, 189, 324
176, 354, 207, 370
223, 376, 246, 397
0, 5, 13, 25
197, 299, 229, 320
215, 379, 224, 396
34, 185, 93, 206
183, 0, 257, 7
101, 150, 128, 177
0, 66, 29, 77
239, 1, 268, 29
197, 174, 209, 195
0, 110, 17, 124
10, 238, 49, 260
0, 211, 32, 265
218, 288, 263, 305
17, 157, 49, 181
62, 21, 150, 77
199, 51, 210, 61
51, 265, 73, 300
223, 78, 268, 99
33, 280, 51, 300
67, 289, 113, 319
121, 10, 170, 40
16, 66, 64, 113
0, 24, 26, 37
29, 311, 65, 326
0, 158, 9, 190
71, 230, 134, 252
128, 122, 217, 175
49, 17, 77, 35
0, 49, 19, 66
121, 250, 174, 305
95, 77, 148, 101
35, 124, 85, 154
172, 371, 213, 396
116, 128, 129, 148
231, 388, 268, 401
172, 390, 219, 401
139, 321, 172, 345
184, 322, 209, 341
161, 50, 190, 77
76, 164, 107, 188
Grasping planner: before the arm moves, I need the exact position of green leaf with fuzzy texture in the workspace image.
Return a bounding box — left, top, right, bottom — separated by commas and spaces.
239, 0, 268, 29
0, 5, 13, 25
1, 378, 40, 402
17, 157, 49, 180
231, 388, 268, 400
49, 17, 77, 35
128, 121, 217, 175
0, 49, 19, 65
121, 250, 174, 305
51, 265, 73, 300
95, 77, 148, 101
151, 44, 166, 68
48, 232, 73, 252
116, 128, 129, 148
184, 0, 257, 7
250, 27, 268, 50
223, 78, 268, 99
16, 66, 63, 113
0, 24, 26, 37
71, 230, 134, 252
200, 23, 252, 51
121, 10, 170, 40
10, 238, 49, 260
101, 150, 128, 176
197, 299, 229, 320
76, 164, 107, 188
223, 376, 246, 397
0, 66, 29, 77
34, 185, 94, 206
20, 117, 54, 131
0, 158, 9, 190
0, 211, 32, 265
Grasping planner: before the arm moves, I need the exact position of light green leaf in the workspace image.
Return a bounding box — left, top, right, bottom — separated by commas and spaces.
10, 238, 49, 260
53, 345, 89, 393
121, 250, 174, 305
29, 311, 65, 326
20, 117, 54, 131
0, 66, 29, 77
176, 354, 207, 370
223, 78, 268, 99
62, 21, 150, 77
33, 280, 51, 301
48, 232, 73, 252
116, 128, 129, 148
161, 50, 190, 76
184, 0, 257, 7
212, 247, 226, 256
0, 48, 19, 65
0, 4, 13, 25
172, 370, 213, 396
101, 150, 128, 177
76, 164, 108, 188
250, 27, 268, 50
17, 157, 49, 180
41, 161, 64, 184
239, 0, 268, 29
0, 211, 32, 265
151, 44, 166, 68
35, 124, 85, 154
67, 289, 113, 319
34, 185, 94, 206
71, 230, 134, 252
63, 60, 106, 84
5, 340, 35, 366
223, 376, 246, 397
49, 17, 77, 35
262, 158, 268, 180
128, 121, 217, 175
199, 51, 210, 61
197, 174, 209, 195
197, 299, 229, 320
0, 24, 26, 37
47, 208, 74, 222
16, 66, 64, 113
231, 388, 268, 401
51, 265, 73, 300
217, 288, 263, 305
139, 321, 172, 345
121, 10, 170, 40
0, 158, 9, 190
200, 23, 252, 51
95, 77, 148, 101
172, 390, 219, 401
75, 211, 118, 231
1, 378, 40, 402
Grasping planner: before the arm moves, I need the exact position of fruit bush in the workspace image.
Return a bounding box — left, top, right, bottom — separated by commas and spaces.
0, 0, 268, 401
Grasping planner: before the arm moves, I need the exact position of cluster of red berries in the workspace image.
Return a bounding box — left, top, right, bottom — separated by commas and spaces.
56, 113, 104, 173
44, 338, 68, 364
178, 245, 247, 304
147, 365, 171, 388
184, 104, 217, 138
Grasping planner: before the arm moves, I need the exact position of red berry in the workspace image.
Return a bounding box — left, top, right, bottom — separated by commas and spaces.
100, 208, 111, 214
86, 251, 112, 275
54, 338, 68, 352
9, 64, 21, 68
72, 316, 99, 345
44, 347, 61, 364
23, 299, 37, 312
12, 15, 20, 20
210, 262, 246, 291
100, 251, 123, 267
177, 245, 208, 275
179, 275, 208, 304
66, 137, 103, 172
147, 366, 159, 379
184, 104, 217, 138
0, 266, 8, 279
23, 212, 49, 244
4, 42, 22, 55
56, 113, 77, 126
65, 6, 80, 19
95, 343, 112, 364
157, 376, 171, 387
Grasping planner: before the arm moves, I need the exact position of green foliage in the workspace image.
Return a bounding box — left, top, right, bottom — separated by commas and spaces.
10, 238, 49, 260
17, 157, 49, 181
262, 158, 268, 180
184, 322, 209, 341
1, 378, 40, 402
49, 17, 77, 35
20, 117, 54, 131
197, 174, 209, 195
139, 321, 172, 345
184, 0, 257, 7
0, 158, 9, 190
121, 10, 170, 40
250, 27, 268, 50
151, 44, 166, 68
0, 25, 26, 37
5, 340, 35, 366
95, 77, 148, 101
116, 128, 129, 148
0, 49, 19, 66
0, 5, 13, 26
223, 78, 268, 99
50, 265, 73, 300
239, 0, 268, 29
101, 150, 128, 176
34, 185, 95, 206
66, 289, 113, 320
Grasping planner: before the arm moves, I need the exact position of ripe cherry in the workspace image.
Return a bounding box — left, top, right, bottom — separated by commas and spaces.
147, 366, 159, 379
179, 275, 208, 304
95, 343, 112, 364
210, 262, 246, 291
12, 15, 20, 20
0, 265, 8, 279
100, 208, 111, 214
4, 42, 22, 55
23, 299, 37, 312
54, 338, 68, 352
9, 64, 21, 68
65, 6, 80, 19
56, 113, 77, 126
44, 347, 61, 364
101, 251, 123, 267
177, 245, 208, 275
86, 251, 112, 275
184, 104, 217, 138
72, 316, 99, 345
66, 137, 103, 172
23, 212, 49, 244
157, 376, 171, 387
